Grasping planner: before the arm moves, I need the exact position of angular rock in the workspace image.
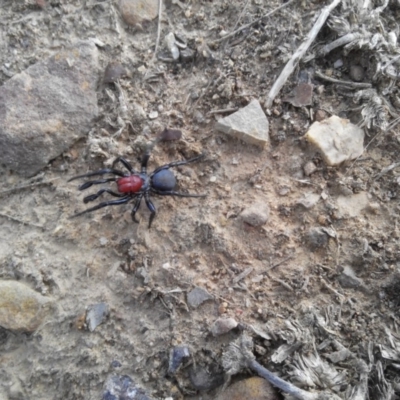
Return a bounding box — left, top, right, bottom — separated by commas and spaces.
86, 302, 109, 332
0, 41, 99, 177
168, 346, 190, 375
0, 280, 52, 332
210, 317, 238, 336
187, 287, 213, 308
215, 99, 269, 148
216, 377, 279, 400
337, 266, 363, 289
304, 115, 364, 166
240, 202, 270, 227
118, 0, 158, 27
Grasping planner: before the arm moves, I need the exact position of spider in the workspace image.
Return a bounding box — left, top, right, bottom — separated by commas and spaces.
68, 150, 207, 228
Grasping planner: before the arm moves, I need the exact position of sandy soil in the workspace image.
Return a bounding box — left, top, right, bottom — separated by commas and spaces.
1, 0, 400, 399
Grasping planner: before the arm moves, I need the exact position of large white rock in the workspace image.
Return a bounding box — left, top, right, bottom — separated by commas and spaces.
215, 99, 269, 148
305, 116, 364, 166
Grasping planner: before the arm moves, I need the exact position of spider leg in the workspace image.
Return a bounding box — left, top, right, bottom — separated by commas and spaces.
68, 168, 125, 182
140, 148, 151, 174
150, 154, 205, 176
112, 157, 137, 173
131, 194, 143, 223
151, 189, 207, 198
70, 196, 131, 219
78, 178, 117, 191
83, 189, 126, 204
144, 192, 156, 228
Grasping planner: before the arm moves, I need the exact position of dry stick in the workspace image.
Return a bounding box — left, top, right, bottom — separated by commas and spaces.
210, 0, 296, 45
315, 70, 372, 89
153, 0, 163, 59
266, 0, 342, 108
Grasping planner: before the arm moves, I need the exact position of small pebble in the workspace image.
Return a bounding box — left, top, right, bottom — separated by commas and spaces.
0, 280, 52, 332
240, 202, 270, 227
187, 287, 213, 308
158, 128, 182, 141
216, 377, 279, 400
314, 109, 328, 121
209, 176, 217, 183
118, 0, 158, 27
210, 317, 238, 336
333, 59, 343, 68
305, 227, 329, 251
168, 346, 190, 375
148, 111, 158, 119
349, 65, 364, 82
303, 161, 317, 176
104, 62, 127, 83
86, 302, 109, 332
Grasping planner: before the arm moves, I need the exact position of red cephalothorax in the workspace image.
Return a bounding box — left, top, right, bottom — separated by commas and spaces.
117, 175, 143, 193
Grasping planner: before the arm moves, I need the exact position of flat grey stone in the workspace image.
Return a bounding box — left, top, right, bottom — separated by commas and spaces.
0, 40, 99, 177
305, 115, 364, 166
187, 287, 213, 308
0, 280, 52, 332
215, 99, 269, 148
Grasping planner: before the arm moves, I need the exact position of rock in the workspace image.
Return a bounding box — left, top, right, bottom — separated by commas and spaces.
103, 374, 152, 400
349, 65, 364, 82
189, 366, 224, 391
210, 317, 238, 336
0, 280, 52, 332
118, 0, 158, 27
104, 62, 128, 83
303, 161, 317, 176
187, 287, 213, 309
283, 83, 313, 107
304, 116, 364, 166
337, 266, 363, 289
297, 193, 320, 209
0, 40, 99, 177
304, 227, 329, 251
216, 377, 279, 400
168, 346, 190, 375
215, 99, 269, 148
158, 128, 182, 142
86, 302, 109, 332
336, 192, 369, 218
314, 109, 328, 121
240, 202, 270, 227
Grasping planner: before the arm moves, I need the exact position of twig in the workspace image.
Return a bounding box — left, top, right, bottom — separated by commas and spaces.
315, 70, 372, 89
320, 278, 345, 302
373, 161, 400, 181
210, 0, 296, 45
264, 255, 293, 273
266, 0, 342, 108
0, 212, 45, 230
153, 0, 163, 59
232, 0, 250, 31
319, 32, 365, 56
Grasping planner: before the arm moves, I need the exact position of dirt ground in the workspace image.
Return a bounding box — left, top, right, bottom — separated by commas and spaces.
1, 0, 400, 399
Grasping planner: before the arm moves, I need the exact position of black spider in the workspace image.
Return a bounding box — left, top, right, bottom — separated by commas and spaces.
69, 150, 206, 228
